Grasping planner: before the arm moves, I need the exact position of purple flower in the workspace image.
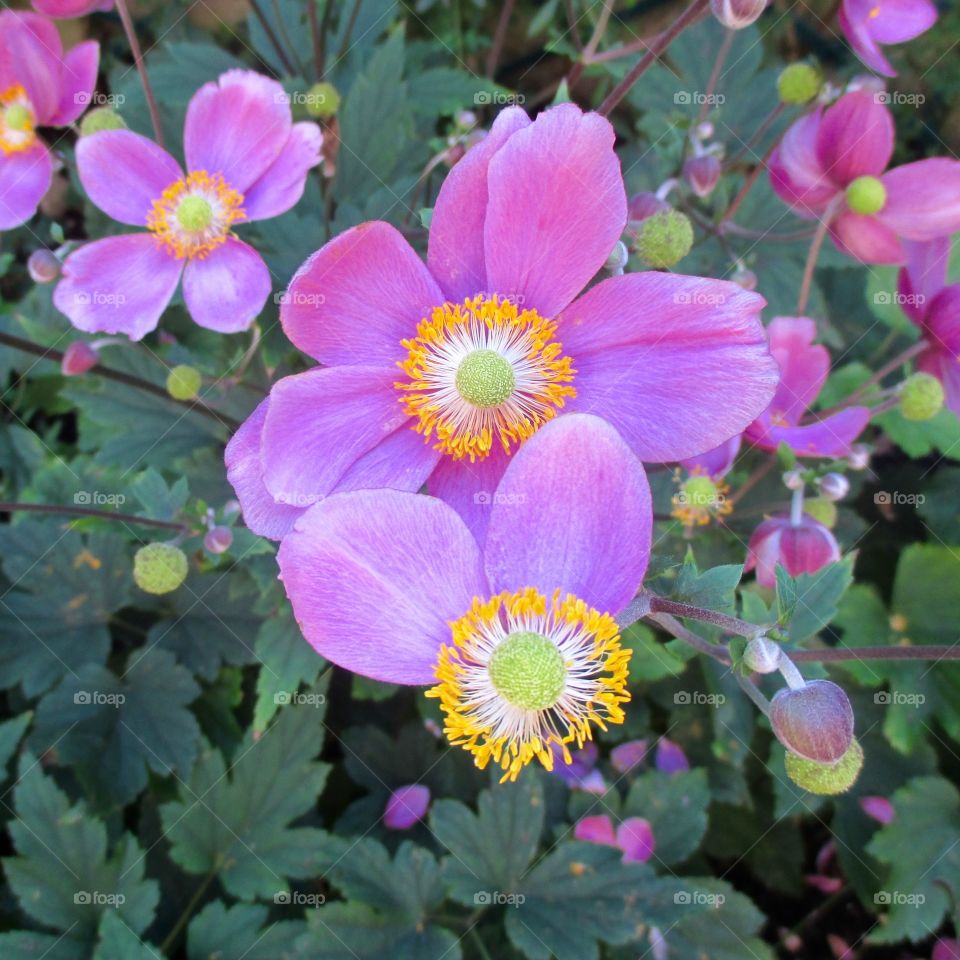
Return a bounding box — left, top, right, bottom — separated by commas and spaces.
548, 741, 607, 793
30, 0, 112, 16
0, 11, 99, 230
275, 414, 652, 782
934, 940, 960, 960
54, 70, 322, 340
859, 795, 895, 824
610, 738, 649, 773
383, 784, 431, 830
745, 513, 840, 588
770, 91, 960, 264
226, 104, 778, 541
574, 814, 617, 846
839, 0, 937, 78
573, 814, 656, 862
655, 737, 690, 774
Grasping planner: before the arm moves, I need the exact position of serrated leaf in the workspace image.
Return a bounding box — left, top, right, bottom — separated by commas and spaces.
0, 711, 31, 775
622, 769, 709, 865
187, 901, 305, 960
778, 557, 854, 642
93, 911, 161, 960
0, 933, 87, 960
130, 468, 189, 522
673, 553, 742, 613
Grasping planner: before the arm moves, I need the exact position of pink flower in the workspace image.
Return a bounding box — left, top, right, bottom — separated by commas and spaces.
30, 0, 112, 16
745, 513, 841, 587
839, 0, 937, 78
610, 739, 649, 773
383, 784, 431, 830
54, 70, 322, 340
859, 795, 895, 824
770, 91, 960, 264
0, 11, 99, 229
227, 104, 778, 541
934, 940, 960, 960
573, 814, 656, 862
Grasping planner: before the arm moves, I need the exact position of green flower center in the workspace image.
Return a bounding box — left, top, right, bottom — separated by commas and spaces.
489, 631, 566, 711
175, 195, 214, 232
845, 176, 886, 216
455, 349, 515, 408
681, 475, 719, 507
4, 104, 31, 132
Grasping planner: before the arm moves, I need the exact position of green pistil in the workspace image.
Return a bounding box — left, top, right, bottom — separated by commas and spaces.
4, 104, 31, 131
455, 349, 515, 408
175, 195, 213, 232
489, 631, 566, 711
845, 176, 886, 216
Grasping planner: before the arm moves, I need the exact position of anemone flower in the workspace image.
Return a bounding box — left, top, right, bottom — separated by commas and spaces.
838, 0, 937, 78
769, 91, 960, 264
745, 512, 841, 588
228, 103, 777, 541
0, 11, 99, 230
276, 414, 651, 782
54, 70, 322, 339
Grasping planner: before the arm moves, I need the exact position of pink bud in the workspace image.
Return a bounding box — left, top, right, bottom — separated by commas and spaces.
859, 795, 895, 824
745, 514, 841, 589
770, 680, 854, 764
710, 0, 768, 28
383, 784, 430, 830
819, 473, 850, 501
847, 444, 870, 470
627, 191, 669, 228
934, 940, 960, 960
616, 817, 656, 863
573, 814, 617, 847
27, 249, 61, 284
203, 526, 233, 554
732, 266, 758, 290
806, 873, 843, 893
61, 341, 99, 376
683, 155, 722, 198
611, 739, 648, 773
655, 737, 690, 774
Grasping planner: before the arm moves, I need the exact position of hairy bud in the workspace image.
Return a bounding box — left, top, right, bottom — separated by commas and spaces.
770, 679, 855, 763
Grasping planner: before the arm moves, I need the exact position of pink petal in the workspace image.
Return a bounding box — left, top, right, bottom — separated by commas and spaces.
276, 490, 488, 684
746, 515, 840, 589
899, 237, 949, 320
426, 443, 511, 547
880, 159, 960, 241
281, 221, 443, 366
816, 91, 893, 186
483, 103, 627, 317
559, 273, 778, 462
830, 210, 904, 264
427, 106, 531, 303
617, 818, 656, 863
76, 130, 183, 227
769, 111, 839, 218
573, 815, 617, 847
655, 737, 689, 774
53, 234, 182, 340
859, 795, 895, 824
849, 0, 937, 44
681, 434, 742, 479
749, 407, 871, 458
260, 366, 438, 510
933, 940, 960, 960
926, 285, 960, 356
49, 40, 99, 127
611, 739, 648, 773
182, 238, 270, 333
242, 122, 323, 222
839, 1, 896, 76
765, 317, 829, 424
384, 784, 431, 830
483, 414, 651, 617
29, 0, 112, 14
0, 143, 52, 230
184, 70, 290, 193
0, 12, 62, 124
224, 399, 306, 540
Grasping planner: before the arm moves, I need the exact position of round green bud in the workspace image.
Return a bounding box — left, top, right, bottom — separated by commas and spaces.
5, 104, 32, 131
777, 63, 821, 105
166, 365, 203, 401
489, 631, 566, 711
175, 196, 213, 233
305, 82, 340, 119
804, 497, 838, 528
455, 349, 515, 408
79, 107, 127, 136
634, 210, 694, 269
846, 176, 887, 216
785, 738, 864, 796
681, 475, 720, 508
133, 543, 188, 595
900, 372, 944, 421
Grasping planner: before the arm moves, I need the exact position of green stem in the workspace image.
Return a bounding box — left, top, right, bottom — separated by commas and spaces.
0, 501, 188, 532
159, 870, 218, 955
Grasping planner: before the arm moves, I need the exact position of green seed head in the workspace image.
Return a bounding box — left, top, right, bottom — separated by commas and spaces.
900, 372, 944, 421
5, 104, 31, 131
133, 543, 188, 595
489, 631, 566, 711
79, 107, 127, 136
455, 349, 515, 408
305, 82, 341, 118
777, 63, 821, 105
846, 176, 887, 216
175, 195, 213, 233
681, 475, 720, 508
785, 738, 864, 796
804, 497, 838, 528
166, 365, 203, 401
634, 210, 694, 269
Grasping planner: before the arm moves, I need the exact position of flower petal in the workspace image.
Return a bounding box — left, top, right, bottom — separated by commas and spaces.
830, 210, 904, 264
617, 818, 656, 863
559, 273, 778, 462
748, 407, 871, 458
681, 434, 742, 479
765, 317, 828, 422
0, 12, 61, 124
769, 111, 838, 217
879, 159, 960, 241
427, 106, 531, 302
49, 40, 99, 127
184, 70, 290, 193
839, 1, 896, 76
242, 122, 323, 221
277, 490, 487, 684
899, 237, 949, 321
54, 234, 182, 340
0, 143, 52, 230
483, 414, 651, 616
281, 220, 443, 366
851, 0, 937, 44
76, 130, 183, 227
573, 815, 617, 846
182, 237, 270, 333
816, 91, 893, 186
483, 103, 627, 317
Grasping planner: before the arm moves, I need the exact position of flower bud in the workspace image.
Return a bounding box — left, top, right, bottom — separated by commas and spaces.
166, 365, 202, 401
604, 240, 629, 275
79, 107, 127, 136
304, 81, 340, 118
803, 497, 837, 528
785, 738, 863, 795
627, 191, 669, 223
203, 526, 233, 554
770, 679, 854, 764
28, 249, 61, 284
574, 814, 616, 846
655, 737, 689, 774
694, 121, 714, 140
847, 443, 870, 470
610, 739, 648, 773
133, 543, 189, 595
899, 372, 944, 421
777, 63, 821, 105
634, 210, 694, 269
710, 0, 768, 29
746, 514, 840, 588
61, 341, 99, 376
383, 784, 430, 830
617, 818, 656, 863
682, 155, 722, 198
742, 635, 781, 674
859, 795, 894, 824
731, 265, 757, 290
818, 472, 850, 502
782, 468, 805, 491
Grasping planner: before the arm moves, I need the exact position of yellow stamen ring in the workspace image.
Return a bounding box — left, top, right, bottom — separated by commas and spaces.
396, 294, 576, 462
426, 587, 631, 783
0, 85, 37, 155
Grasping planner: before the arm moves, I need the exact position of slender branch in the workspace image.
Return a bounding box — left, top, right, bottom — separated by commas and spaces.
485, 0, 516, 79
159, 870, 219, 955
796, 203, 837, 315
645, 611, 732, 664
791, 645, 960, 662
0, 501, 188, 532
598, 0, 710, 117
249, 0, 297, 74
736, 673, 771, 713
317, 0, 334, 78
565, 0, 614, 92
307, 0, 323, 80
726, 103, 785, 167
565, 0, 584, 52
335, 0, 363, 64
648, 595, 764, 638
721, 141, 777, 224
114, 0, 163, 146
827, 340, 927, 410
698, 28, 734, 123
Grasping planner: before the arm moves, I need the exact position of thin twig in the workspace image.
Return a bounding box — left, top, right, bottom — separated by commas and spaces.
114, 0, 164, 146
0, 501, 188, 532
317, 0, 334, 78
648, 595, 764, 638
698, 27, 734, 123
646, 611, 732, 664
796, 202, 837, 315
485, 0, 516, 79
249, 0, 297, 74
335, 0, 363, 64
791, 645, 960, 662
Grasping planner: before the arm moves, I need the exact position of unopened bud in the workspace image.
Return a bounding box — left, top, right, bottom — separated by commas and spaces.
847, 443, 870, 470
710, 0, 768, 29
133, 543, 188, 595
304, 81, 340, 119
785, 738, 863, 795
731, 265, 757, 290
818, 472, 850, 501
166, 365, 202, 401
383, 784, 430, 830
783, 468, 805, 491
28, 249, 61, 283
777, 63, 822, 105
634, 209, 694, 269
604, 240, 629, 275
900, 372, 944, 421
626, 192, 670, 237
770, 679, 854, 764
682, 154, 722, 198
61, 341, 99, 376
203, 526, 233, 554
742, 636, 781, 674
79, 107, 127, 136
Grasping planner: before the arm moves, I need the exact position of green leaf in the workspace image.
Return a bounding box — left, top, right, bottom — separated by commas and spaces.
93, 911, 161, 960
622, 770, 709, 865
31, 647, 200, 807
0, 933, 86, 960
187, 901, 305, 960
0, 711, 31, 776
622, 622, 688, 683
892, 544, 960, 644
777, 556, 854, 642
875, 407, 960, 459
673, 552, 742, 613
130, 468, 189, 522
159, 679, 331, 899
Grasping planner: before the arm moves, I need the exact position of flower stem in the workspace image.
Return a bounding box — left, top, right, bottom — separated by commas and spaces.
485, 0, 517, 79
647, 594, 765, 638
114, 0, 164, 147
796, 203, 836, 315
248, 0, 297, 74
791, 645, 960, 662
0, 501, 188, 532
698, 27, 735, 124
